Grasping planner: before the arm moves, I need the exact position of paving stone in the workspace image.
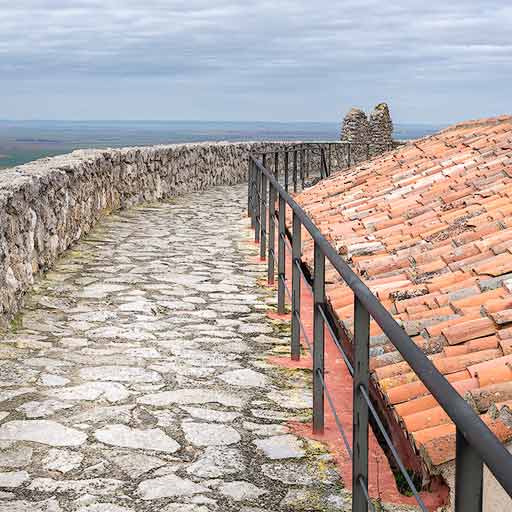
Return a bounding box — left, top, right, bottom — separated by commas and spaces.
0, 471, 29, 488
79, 284, 128, 298
218, 481, 268, 501
0, 420, 87, 447
267, 389, 312, 409
162, 505, 210, 512
138, 388, 244, 407
94, 425, 180, 453
238, 323, 274, 334
18, 399, 74, 418
67, 405, 135, 425
243, 421, 288, 436
28, 477, 124, 495
112, 453, 166, 478
79, 366, 161, 383
0, 446, 33, 468
218, 368, 268, 388
182, 422, 240, 446
0, 499, 63, 512
78, 505, 135, 512
262, 462, 338, 485
253, 435, 305, 459
48, 382, 131, 402
137, 473, 207, 500
42, 448, 84, 473
186, 446, 246, 478
39, 374, 71, 387
180, 406, 240, 423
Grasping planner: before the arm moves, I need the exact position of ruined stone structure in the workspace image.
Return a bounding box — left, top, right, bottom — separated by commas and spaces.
340, 103, 394, 162
340, 107, 370, 163
369, 103, 393, 153
0, 141, 284, 327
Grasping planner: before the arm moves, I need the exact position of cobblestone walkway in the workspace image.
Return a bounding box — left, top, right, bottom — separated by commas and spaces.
0, 184, 349, 512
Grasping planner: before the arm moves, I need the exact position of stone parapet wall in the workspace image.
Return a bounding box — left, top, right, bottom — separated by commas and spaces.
0, 141, 283, 327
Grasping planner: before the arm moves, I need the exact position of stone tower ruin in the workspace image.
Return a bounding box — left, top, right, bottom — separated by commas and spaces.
340, 103, 394, 162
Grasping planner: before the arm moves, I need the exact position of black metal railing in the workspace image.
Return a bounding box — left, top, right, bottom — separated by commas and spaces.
254, 141, 396, 196
247, 149, 512, 512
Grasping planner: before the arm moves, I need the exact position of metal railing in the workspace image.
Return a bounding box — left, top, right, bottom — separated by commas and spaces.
254, 141, 396, 196
247, 148, 512, 512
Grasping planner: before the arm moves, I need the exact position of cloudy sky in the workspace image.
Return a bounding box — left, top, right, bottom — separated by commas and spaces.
0, 0, 510, 123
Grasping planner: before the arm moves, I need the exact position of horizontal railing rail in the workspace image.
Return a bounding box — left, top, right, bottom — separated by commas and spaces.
247, 150, 512, 512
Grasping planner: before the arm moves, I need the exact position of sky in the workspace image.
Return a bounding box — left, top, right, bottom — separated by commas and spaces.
0, 0, 511, 124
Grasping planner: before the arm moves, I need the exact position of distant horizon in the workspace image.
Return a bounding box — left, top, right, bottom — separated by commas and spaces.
0, 119, 441, 169
0, 118, 444, 126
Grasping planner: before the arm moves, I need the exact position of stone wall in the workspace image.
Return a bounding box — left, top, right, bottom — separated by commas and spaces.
0, 141, 284, 328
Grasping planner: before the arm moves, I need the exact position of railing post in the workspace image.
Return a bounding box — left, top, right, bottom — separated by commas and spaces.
352, 296, 370, 512
277, 194, 286, 314
274, 151, 279, 180
455, 429, 483, 512
313, 242, 325, 434
348, 143, 352, 168
328, 143, 332, 176
268, 178, 276, 285
260, 155, 267, 260
293, 149, 298, 192
284, 151, 289, 192
291, 211, 301, 360
254, 160, 261, 242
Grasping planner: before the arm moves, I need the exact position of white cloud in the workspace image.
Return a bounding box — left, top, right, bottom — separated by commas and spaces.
0, 0, 510, 122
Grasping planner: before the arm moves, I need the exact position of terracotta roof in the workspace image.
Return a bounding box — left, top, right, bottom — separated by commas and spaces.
294, 114, 512, 470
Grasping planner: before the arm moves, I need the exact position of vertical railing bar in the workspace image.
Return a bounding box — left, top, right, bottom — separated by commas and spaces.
284, 151, 289, 192
254, 159, 261, 242
293, 149, 298, 193
328, 143, 332, 176
247, 157, 252, 218
312, 242, 325, 434
300, 146, 306, 190
291, 211, 302, 360
319, 148, 325, 179
259, 154, 267, 257
268, 178, 276, 284
249, 158, 255, 228
455, 428, 483, 512
352, 296, 370, 512
274, 150, 279, 181
277, 193, 286, 314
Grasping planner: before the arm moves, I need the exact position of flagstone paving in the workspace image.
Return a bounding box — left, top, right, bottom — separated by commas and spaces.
0, 184, 351, 511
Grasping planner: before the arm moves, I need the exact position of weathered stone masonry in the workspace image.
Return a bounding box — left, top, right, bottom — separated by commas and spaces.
0, 142, 284, 327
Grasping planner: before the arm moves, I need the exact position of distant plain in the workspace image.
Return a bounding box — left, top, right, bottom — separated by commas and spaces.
0, 120, 442, 170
